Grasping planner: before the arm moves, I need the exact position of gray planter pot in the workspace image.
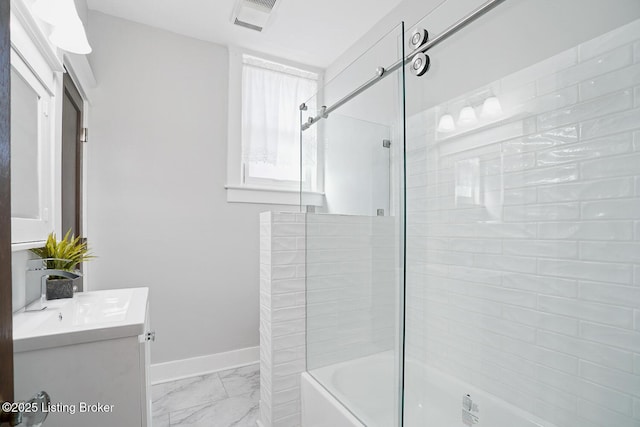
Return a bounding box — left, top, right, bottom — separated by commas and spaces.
46, 277, 77, 300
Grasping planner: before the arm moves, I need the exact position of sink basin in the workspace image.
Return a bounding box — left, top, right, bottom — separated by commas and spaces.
13, 287, 149, 353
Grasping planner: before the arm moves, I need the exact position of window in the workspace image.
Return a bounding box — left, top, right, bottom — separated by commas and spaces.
242, 55, 317, 187
226, 48, 322, 205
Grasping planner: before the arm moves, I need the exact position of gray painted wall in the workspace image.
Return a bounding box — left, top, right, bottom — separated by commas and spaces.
86, 12, 295, 364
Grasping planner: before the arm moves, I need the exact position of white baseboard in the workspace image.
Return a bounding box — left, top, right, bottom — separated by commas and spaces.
151, 346, 259, 385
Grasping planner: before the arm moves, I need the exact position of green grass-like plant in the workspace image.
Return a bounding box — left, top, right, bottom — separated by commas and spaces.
31, 230, 95, 273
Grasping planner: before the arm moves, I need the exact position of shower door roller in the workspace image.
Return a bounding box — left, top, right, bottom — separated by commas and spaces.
410, 52, 431, 77
409, 27, 429, 50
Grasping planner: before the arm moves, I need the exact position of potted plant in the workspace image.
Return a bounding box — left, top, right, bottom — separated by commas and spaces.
30, 230, 94, 300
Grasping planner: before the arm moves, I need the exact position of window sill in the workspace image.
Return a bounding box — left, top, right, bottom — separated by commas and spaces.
225, 185, 324, 206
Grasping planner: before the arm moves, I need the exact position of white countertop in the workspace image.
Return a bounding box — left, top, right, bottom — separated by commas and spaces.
13, 287, 149, 353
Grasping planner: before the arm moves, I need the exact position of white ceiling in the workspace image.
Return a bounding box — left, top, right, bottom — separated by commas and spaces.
85, 0, 404, 69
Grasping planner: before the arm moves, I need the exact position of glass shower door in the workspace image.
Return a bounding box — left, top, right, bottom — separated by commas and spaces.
301, 23, 406, 427
403, 1, 640, 426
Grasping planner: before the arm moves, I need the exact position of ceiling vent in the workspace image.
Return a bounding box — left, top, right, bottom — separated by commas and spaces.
232, 0, 278, 32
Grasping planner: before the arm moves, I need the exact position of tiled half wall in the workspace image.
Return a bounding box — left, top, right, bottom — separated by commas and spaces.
259, 212, 397, 427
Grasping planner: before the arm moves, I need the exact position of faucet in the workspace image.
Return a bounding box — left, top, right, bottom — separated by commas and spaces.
25, 258, 81, 312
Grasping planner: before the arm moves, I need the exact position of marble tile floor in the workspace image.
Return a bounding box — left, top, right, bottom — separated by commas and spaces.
152, 363, 259, 427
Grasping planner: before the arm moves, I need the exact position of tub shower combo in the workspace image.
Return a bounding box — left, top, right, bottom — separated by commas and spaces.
297, 0, 640, 426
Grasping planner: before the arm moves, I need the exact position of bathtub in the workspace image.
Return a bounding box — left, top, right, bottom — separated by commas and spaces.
301, 351, 553, 427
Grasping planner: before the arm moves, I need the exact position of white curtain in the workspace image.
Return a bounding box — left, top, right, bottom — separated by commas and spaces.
242, 56, 317, 181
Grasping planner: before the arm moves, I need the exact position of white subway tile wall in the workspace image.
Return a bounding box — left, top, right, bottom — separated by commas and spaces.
306, 214, 397, 370
259, 212, 306, 427
405, 19, 640, 427
259, 212, 399, 427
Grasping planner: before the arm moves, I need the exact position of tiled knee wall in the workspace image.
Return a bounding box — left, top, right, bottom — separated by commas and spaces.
405, 19, 640, 427
259, 212, 306, 427
259, 212, 398, 427
306, 214, 397, 369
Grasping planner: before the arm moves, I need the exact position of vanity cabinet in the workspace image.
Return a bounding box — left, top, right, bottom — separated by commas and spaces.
13, 288, 152, 427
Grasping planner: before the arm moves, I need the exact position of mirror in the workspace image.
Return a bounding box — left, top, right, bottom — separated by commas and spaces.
10, 68, 41, 219
9, 49, 53, 246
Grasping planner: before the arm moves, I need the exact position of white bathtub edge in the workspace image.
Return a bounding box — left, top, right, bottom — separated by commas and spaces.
301, 372, 365, 427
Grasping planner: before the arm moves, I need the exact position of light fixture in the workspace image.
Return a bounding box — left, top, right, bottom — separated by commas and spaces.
437, 114, 456, 133
31, 0, 92, 54
481, 96, 503, 119
31, 0, 64, 25
49, 19, 92, 54
457, 106, 477, 126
